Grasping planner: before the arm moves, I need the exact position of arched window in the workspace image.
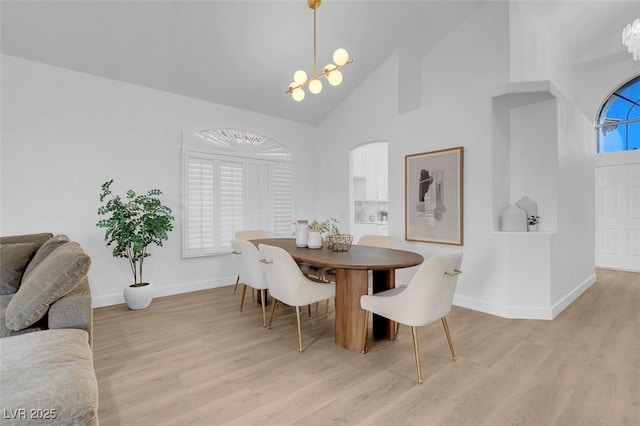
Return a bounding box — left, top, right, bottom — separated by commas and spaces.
597, 75, 640, 153
182, 129, 294, 257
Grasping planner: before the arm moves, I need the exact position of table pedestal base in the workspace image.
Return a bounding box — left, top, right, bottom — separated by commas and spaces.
334, 269, 396, 352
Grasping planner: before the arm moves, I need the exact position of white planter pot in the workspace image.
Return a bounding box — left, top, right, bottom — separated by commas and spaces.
123, 283, 153, 310
307, 230, 322, 249
528, 223, 539, 232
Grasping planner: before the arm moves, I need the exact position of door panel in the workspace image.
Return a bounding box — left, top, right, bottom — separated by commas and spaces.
595, 163, 640, 271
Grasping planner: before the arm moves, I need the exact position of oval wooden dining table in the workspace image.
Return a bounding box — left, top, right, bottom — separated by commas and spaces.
252, 238, 424, 352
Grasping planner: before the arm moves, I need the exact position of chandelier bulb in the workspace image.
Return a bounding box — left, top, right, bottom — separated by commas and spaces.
333, 48, 349, 66
293, 70, 308, 85
327, 70, 343, 86
292, 87, 305, 102
309, 78, 323, 94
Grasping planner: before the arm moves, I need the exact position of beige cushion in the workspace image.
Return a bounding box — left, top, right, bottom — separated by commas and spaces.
23, 234, 70, 280
0, 329, 98, 425
0, 243, 38, 295
5, 242, 91, 331
0, 232, 53, 247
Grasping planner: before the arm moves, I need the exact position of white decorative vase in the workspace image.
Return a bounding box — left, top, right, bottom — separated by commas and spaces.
528, 223, 539, 232
123, 283, 153, 310
516, 196, 537, 217
296, 220, 309, 247
307, 230, 322, 249
500, 204, 527, 232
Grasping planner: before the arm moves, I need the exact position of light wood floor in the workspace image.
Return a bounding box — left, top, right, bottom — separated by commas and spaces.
93, 269, 640, 425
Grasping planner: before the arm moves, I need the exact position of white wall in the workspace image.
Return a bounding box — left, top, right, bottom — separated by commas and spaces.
317, 1, 597, 319
0, 55, 316, 306
317, 2, 512, 298
508, 1, 576, 99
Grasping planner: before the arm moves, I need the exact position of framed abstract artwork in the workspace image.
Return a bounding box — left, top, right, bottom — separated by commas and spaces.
405, 146, 464, 245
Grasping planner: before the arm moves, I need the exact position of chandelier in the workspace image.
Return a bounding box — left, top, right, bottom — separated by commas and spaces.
285, 0, 353, 101
622, 18, 640, 61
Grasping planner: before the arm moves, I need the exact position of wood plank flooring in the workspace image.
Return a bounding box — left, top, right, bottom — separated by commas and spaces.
93, 269, 640, 425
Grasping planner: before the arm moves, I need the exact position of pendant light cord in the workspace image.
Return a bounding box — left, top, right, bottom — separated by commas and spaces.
313, 8, 317, 78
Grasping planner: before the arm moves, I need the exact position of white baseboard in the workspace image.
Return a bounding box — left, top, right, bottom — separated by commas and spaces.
453, 295, 554, 319
550, 273, 597, 318
453, 273, 597, 320
91, 276, 235, 308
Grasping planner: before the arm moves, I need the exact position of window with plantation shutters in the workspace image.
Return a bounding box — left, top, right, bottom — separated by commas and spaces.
182, 129, 294, 257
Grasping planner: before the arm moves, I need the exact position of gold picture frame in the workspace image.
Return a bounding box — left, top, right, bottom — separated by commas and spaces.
405, 146, 464, 245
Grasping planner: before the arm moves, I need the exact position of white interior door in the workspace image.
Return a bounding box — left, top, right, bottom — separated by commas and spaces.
595, 161, 640, 271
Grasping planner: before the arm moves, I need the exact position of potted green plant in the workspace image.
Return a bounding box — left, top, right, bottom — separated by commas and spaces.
97, 179, 175, 309
527, 215, 540, 232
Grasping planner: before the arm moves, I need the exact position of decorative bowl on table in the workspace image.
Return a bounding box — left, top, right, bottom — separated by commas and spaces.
327, 234, 353, 252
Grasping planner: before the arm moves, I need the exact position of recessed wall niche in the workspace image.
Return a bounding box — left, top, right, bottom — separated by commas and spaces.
492, 81, 558, 233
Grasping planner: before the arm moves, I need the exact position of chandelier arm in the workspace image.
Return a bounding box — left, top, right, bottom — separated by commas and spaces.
285, 59, 354, 94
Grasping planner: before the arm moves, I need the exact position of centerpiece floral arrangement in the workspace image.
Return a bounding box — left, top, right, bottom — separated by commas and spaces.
308, 217, 340, 234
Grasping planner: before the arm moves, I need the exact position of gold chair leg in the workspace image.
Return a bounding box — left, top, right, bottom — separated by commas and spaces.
308, 305, 312, 318
361, 310, 369, 354
412, 326, 423, 384
260, 289, 266, 327
395, 322, 399, 338
441, 317, 457, 361
268, 299, 278, 329
295, 306, 303, 352
233, 275, 240, 293
239, 284, 247, 312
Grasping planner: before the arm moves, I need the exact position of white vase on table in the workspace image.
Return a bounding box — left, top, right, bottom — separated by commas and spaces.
296, 220, 309, 247
307, 230, 322, 249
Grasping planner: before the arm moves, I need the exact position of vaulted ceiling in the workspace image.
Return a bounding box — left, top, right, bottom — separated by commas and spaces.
1, 1, 637, 125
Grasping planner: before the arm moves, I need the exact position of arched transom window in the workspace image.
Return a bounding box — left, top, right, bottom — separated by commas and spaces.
183, 129, 294, 257
597, 75, 640, 153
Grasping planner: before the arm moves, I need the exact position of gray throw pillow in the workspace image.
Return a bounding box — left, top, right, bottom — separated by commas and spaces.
23, 234, 70, 280
0, 243, 38, 295
5, 242, 91, 331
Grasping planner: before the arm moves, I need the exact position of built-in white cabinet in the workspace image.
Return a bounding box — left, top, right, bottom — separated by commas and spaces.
354, 149, 388, 202
378, 152, 388, 201
351, 142, 389, 244
353, 150, 366, 178
365, 151, 378, 200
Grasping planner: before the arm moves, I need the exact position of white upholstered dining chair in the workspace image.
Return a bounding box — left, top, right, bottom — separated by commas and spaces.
356, 234, 393, 249
360, 252, 463, 383
233, 230, 268, 294
231, 239, 269, 327
258, 244, 336, 352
